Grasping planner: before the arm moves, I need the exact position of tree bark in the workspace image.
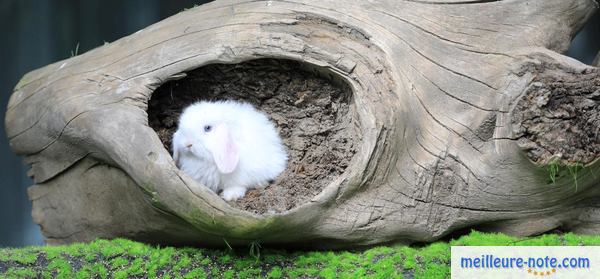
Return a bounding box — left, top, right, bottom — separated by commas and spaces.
5, 0, 600, 248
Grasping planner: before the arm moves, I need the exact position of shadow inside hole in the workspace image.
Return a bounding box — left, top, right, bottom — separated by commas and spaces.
566, 11, 600, 65
147, 59, 359, 214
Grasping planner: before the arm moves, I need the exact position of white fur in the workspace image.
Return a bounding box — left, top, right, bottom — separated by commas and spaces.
172, 100, 288, 201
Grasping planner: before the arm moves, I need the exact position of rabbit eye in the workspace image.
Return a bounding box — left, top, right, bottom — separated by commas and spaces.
203, 125, 212, 132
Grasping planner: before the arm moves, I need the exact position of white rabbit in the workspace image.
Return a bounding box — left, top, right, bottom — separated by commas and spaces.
172, 100, 288, 201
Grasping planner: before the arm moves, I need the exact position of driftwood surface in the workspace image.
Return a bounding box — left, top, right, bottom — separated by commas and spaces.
5, 0, 600, 248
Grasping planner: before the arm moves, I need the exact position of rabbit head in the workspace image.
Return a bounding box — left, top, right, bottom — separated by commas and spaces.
173, 102, 240, 174
172, 100, 288, 200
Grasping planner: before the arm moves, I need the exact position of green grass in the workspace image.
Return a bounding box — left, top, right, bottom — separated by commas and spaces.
1, 231, 600, 279
545, 161, 586, 192
547, 161, 560, 184
567, 163, 584, 192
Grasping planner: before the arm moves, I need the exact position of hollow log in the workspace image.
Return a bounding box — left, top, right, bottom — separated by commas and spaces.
5, 0, 600, 248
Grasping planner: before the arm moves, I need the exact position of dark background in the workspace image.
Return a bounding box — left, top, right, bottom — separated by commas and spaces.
1, 1, 598, 247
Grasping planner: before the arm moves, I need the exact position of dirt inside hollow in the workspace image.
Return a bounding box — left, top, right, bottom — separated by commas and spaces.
147, 59, 359, 214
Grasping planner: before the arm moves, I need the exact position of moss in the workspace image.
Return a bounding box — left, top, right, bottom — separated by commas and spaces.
4, 267, 36, 278
223, 269, 236, 279
173, 254, 191, 272
183, 267, 206, 279
266, 266, 283, 278
2, 231, 600, 278
0, 250, 37, 265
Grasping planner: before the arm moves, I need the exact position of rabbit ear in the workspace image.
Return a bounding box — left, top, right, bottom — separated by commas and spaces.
211, 124, 239, 174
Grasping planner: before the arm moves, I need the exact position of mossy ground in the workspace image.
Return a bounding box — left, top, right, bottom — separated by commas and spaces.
1, 231, 600, 278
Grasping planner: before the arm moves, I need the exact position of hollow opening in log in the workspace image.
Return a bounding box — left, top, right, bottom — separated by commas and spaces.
147, 59, 359, 214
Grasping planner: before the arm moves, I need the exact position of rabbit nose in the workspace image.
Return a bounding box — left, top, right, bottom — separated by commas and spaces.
186, 143, 193, 148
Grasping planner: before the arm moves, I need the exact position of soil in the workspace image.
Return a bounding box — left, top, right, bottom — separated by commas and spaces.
512, 65, 599, 165
147, 59, 358, 214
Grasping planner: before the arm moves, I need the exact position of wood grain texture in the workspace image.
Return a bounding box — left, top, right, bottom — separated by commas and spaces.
5, 0, 599, 248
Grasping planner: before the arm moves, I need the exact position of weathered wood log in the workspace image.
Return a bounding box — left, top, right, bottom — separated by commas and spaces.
5, 0, 600, 248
